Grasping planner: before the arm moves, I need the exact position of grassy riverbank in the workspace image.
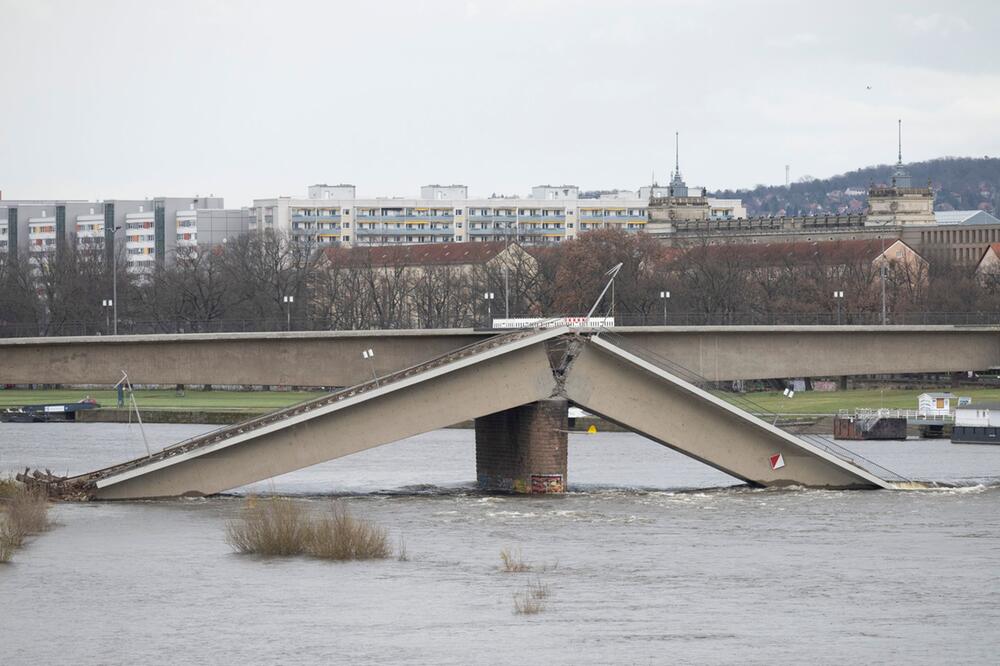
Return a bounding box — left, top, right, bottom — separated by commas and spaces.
5, 386, 1000, 419
0, 388, 319, 412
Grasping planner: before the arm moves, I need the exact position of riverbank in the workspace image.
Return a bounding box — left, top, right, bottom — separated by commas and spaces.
8, 386, 1000, 415
6, 386, 1000, 434
0, 387, 318, 411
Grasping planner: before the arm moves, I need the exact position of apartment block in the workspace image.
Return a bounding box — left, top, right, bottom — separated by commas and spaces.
0, 197, 251, 272
252, 182, 746, 248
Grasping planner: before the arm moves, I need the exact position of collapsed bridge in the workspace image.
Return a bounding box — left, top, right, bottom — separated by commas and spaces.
21, 327, 918, 500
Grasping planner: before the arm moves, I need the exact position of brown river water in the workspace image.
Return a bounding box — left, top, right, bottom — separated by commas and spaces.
2, 422, 999, 665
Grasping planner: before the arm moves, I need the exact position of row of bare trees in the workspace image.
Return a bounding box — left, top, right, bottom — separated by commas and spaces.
3, 229, 1000, 336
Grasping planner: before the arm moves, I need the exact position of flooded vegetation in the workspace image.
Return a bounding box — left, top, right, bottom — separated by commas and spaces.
0, 481, 51, 563
226, 498, 392, 561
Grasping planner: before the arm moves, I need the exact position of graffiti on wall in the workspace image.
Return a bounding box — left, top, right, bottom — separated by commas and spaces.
530, 474, 564, 494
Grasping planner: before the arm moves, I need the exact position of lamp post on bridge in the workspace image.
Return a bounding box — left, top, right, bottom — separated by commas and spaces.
111, 225, 122, 335
282, 295, 294, 331
362, 348, 378, 387
833, 290, 844, 325
483, 291, 495, 327
660, 290, 671, 325
102, 299, 113, 334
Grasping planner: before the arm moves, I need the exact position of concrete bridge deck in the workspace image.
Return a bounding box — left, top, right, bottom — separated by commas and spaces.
2, 325, 997, 386
20, 328, 915, 500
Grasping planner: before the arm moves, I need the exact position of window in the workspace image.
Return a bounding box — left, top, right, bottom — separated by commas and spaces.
455, 209, 463, 215
343, 236, 350, 242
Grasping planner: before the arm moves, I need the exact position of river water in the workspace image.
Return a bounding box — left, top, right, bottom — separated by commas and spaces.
2, 422, 999, 665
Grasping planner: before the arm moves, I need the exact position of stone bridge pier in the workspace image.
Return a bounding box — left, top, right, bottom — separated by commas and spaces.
475, 399, 568, 493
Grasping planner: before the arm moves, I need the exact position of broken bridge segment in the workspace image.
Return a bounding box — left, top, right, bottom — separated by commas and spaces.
563, 334, 901, 490
55, 326, 568, 500
27, 325, 914, 500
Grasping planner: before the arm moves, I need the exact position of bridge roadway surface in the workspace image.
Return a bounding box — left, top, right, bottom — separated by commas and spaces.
19, 327, 917, 500
1, 325, 999, 386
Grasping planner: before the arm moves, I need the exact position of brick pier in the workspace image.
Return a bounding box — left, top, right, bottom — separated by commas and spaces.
474, 399, 568, 493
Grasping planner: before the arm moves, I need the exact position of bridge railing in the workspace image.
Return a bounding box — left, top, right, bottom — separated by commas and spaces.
3, 311, 1000, 338
595, 330, 914, 485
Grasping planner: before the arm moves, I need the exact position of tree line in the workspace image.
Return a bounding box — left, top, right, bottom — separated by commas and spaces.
2, 229, 1000, 336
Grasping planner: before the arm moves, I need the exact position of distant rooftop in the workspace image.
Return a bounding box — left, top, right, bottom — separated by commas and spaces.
934, 210, 1000, 226
324, 241, 512, 267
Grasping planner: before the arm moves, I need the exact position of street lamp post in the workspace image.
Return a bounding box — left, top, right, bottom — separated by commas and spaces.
483, 291, 495, 326
283, 295, 294, 331
833, 290, 844, 325
362, 348, 378, 386
659, 290, 671, 325
880, 257, 888, 325
503, 266, 510, 319
112, 225, 122, 335
102, 299, 113, 333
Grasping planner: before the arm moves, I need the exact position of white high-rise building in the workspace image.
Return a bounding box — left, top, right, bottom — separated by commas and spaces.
253, 182, 744, 248
0, 197, 252, 272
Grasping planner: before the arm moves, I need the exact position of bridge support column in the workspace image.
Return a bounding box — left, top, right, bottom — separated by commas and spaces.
475, 399, 568, 493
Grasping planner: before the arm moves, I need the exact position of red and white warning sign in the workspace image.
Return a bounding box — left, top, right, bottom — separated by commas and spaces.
769, 453, 785, 470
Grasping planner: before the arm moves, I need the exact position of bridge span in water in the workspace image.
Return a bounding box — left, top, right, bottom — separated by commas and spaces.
21, 327, 924, 500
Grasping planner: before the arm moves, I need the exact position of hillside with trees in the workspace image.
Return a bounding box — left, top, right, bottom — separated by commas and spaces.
710, 157, 1000, 218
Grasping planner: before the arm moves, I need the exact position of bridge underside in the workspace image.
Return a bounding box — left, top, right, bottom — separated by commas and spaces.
27, 328, 901, 500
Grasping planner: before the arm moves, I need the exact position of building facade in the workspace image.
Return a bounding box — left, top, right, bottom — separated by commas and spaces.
252, 179, 746, 249
0, 197, 251, 272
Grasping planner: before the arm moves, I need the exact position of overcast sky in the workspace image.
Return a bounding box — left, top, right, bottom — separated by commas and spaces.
2, 0, 998, 207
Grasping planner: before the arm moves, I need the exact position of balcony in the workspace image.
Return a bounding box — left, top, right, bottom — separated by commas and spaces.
518, 224, 565, 232
292, 214, 342, 222
356, 227, 433, 237
602, 216, 647, 224
468, 213, 517, 222
516, 215, 565, 222
407, 214, 454, 222
469, 226, 514, 236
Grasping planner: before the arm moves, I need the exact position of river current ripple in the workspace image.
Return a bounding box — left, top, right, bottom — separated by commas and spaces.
2, 423, 999, 665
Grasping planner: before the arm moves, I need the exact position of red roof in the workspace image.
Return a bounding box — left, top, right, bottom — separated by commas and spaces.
977, 243, 1000, 264
674, 239, 920, 265
324, 241, 510, 267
